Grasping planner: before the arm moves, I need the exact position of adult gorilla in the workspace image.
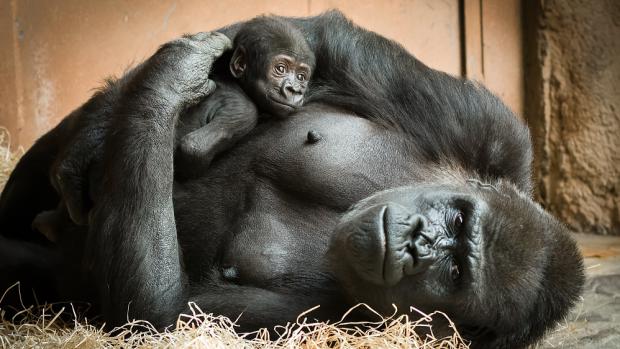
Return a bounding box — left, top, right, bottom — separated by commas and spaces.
0, 11, 583, 349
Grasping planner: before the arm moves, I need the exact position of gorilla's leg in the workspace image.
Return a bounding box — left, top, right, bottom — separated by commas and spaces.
0, 81, 121, 241
0, 235, 60, 310
0, 128, 63, 242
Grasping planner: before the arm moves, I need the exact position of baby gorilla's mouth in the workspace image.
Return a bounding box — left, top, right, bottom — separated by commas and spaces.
268, 96, 300, 110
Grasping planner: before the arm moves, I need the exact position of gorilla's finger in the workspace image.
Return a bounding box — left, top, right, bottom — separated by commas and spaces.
203, 80, 217, 96
195, 31, 233, 53
55, 167, 89, 225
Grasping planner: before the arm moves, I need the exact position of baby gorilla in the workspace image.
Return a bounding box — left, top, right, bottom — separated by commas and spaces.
176, 16, 315, 177
32, 17, 315, 241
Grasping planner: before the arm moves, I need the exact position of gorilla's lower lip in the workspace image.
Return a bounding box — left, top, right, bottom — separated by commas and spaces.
379, 206, 390, 284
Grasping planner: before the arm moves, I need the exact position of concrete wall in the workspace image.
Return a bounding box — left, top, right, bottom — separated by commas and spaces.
524, 1, 620, 235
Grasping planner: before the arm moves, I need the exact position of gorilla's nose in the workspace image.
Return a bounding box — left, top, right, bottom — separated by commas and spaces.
284, 84, 301, 94
407, 227, 438, 273
282, 82, 303, 104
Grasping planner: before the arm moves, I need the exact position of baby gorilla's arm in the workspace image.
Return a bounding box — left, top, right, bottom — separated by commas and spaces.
176, 82, 258, 179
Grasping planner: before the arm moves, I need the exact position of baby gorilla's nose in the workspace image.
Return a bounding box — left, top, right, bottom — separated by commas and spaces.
284, 83, 301, 94
281, 81, 304, 105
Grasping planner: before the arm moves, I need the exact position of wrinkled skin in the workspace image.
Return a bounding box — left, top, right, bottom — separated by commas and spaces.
0, 11, 583, 349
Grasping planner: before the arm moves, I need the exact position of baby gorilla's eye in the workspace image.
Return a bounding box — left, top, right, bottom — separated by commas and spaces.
296, 73, 306, 81
274, 64, 286, 74
450, 258, 461, 282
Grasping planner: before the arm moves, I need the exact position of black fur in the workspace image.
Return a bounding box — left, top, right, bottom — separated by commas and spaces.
176, 16, 315, 179
0, 11, 583, 349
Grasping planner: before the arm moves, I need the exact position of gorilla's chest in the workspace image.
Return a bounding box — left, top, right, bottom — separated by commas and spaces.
177, 106, 418, 285
250, 107, 418, 211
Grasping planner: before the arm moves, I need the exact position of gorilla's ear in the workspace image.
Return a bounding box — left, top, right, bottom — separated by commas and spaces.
230, 46, 247, 78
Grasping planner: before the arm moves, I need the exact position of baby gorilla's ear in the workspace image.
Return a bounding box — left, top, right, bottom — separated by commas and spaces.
230, 46, 247, 78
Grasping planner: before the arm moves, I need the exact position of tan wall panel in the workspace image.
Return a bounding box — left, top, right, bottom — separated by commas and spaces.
481, 0, 523, 117
463, 0, 483, 80
310, 0, 461, 76
0, 0, 19, 145
1, 0, 467, 146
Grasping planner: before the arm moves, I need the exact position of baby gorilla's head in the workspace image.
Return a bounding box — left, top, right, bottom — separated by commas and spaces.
229, 16, 315, 117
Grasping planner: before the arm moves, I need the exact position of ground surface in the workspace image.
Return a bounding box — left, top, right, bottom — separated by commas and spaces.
540, 233, 620, 348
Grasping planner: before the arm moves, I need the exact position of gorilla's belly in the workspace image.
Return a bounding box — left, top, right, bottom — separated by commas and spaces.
251, 105, 419, 210
220, 181, 338, 285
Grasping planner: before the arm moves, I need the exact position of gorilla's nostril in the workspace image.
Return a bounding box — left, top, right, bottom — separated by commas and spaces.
413, 232, 432, 250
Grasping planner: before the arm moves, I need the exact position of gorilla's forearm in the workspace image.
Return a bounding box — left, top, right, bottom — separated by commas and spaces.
189, 283, 345, 332
87, 70, 186, 327
80, 33, 231, 327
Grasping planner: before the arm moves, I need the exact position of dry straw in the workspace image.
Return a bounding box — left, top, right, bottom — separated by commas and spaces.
0, 127, 23, 192
0, 129, 468, 349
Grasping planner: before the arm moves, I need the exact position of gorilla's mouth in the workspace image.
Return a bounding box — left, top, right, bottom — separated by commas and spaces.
333, 202, 420, 287
379, 206, 391, 284
375, 204, 418, 286
269, 96, 300, 110
360, 204, 418, 287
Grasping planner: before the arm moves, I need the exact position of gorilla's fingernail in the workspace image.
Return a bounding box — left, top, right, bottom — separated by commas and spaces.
222, 266, 239, 280
306, 130, 323, 144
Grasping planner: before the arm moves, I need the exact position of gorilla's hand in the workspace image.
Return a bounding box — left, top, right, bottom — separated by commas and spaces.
140, 32, 232, 106
50, 32, 232, 225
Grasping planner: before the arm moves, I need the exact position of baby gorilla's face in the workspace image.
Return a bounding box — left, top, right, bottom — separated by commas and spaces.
255, 53, 312, 117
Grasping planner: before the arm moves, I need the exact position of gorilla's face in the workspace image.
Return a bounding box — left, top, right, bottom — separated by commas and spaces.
328, 181, 584, 347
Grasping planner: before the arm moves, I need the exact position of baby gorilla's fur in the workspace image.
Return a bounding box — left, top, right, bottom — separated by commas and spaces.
176, 16, 316, 178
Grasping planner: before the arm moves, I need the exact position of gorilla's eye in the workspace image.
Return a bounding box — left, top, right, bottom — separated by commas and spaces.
297, 73, 307, 81
274, 64, 286, 74
450, 258, 461, 282
453, 211, 465, 231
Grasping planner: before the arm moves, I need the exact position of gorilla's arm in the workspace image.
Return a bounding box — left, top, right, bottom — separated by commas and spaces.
0, 75, 121, 239
82, 33, 230, 327
84, 33, 336, 329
